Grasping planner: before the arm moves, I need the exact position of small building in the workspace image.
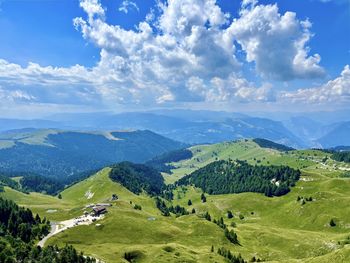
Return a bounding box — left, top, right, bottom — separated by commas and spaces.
92, 206, 107, 216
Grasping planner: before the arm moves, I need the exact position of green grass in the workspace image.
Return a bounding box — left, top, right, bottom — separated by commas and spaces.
2, 140, 350, 262
0, 129, 58, 148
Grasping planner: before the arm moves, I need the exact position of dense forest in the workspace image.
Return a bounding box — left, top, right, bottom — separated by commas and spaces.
253, 138, 294, 152
20, 175, 64, 195
0, 130, 184, 180
0, 197, 95, 262
145, 149, 193, 173
331, 151, 350, 163
178, 160, 300, 197
109, 162, 165, 196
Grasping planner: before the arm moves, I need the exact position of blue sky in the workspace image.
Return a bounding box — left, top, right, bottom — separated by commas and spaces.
0, 0, 349, 117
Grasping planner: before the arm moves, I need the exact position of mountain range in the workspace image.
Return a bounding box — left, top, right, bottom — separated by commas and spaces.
0, 109, 350, 148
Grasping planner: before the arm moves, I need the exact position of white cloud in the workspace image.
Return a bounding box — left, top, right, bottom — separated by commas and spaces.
72, 0, 243, 105
228, 2, 325, 81
0, 0, 346, 112
0, 86, 36, 102
118, 0, 139, 14
281, 65, 350, 103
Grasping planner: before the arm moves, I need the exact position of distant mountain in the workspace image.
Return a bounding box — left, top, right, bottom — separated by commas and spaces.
57, 112, 305, 147
318, 121, 350, 148
0, 111, 306, 148
0, 129, 185, 181
0, 118, 62, 132
283, 117, 325, 142
3, 109, 350, 148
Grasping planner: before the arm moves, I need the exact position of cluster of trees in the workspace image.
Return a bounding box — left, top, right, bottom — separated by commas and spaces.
0, 244, 96, 263
297, 196, 313, 205
20, 175, 63, 195
155, 197, 170, 216
253, 138, 294, 152
203, 212, 239, 245
225, 229, 239, 245
133, 204, 142, 210
145, 149, 193, 173
342, 172, 350, 178
0, 197, 50, 242
217, 247, 246, 263
331, 151, 350, 163
178, 160, 300, 197
0, 175, 21, 193
168, 205, 189, 216
0, 197, 95, 262
204, 212, 211, 221
155, 197, 189, 217
110, 162, 165, 196
161, 184, 176, 200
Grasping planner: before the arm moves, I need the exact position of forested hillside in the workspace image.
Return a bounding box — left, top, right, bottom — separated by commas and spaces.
0, 130, 185, 181
145, 148, 193, 173
20, 175, 64, 195
109, 162, 165, 195
178, 160, 300, 197
331, 151, 350, 163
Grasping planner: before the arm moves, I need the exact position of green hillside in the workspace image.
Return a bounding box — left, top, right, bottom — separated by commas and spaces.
1, 140, 350, 262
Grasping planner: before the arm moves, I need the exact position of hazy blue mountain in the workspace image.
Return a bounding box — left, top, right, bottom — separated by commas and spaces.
0, 118, 62, 131
47, 111, 306, 147
0, 129, 185, 180
318, 121, 350, 148
283, 117, 325, 143
3, 109, 350, 148
148, 109, 248, 122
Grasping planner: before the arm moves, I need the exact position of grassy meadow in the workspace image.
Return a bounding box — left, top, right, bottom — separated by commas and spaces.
1, 140, 350, 262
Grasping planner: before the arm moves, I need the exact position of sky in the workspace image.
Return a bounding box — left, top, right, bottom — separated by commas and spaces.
0, 0, 349, 118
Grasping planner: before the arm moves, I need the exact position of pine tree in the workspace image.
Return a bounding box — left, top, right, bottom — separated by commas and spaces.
201, 193, 207, 203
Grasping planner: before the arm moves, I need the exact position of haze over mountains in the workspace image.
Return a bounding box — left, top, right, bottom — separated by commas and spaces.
1, 109, 349, 148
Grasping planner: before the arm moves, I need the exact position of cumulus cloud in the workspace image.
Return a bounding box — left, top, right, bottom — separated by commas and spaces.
72, 0, 246, 105
281, 65, 350, 103
228, 2, 325, 81
118, 0, 139, 14
0, 0, 344, 112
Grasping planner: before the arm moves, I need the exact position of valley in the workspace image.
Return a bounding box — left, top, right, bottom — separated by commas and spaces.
1, 139, 350, 262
